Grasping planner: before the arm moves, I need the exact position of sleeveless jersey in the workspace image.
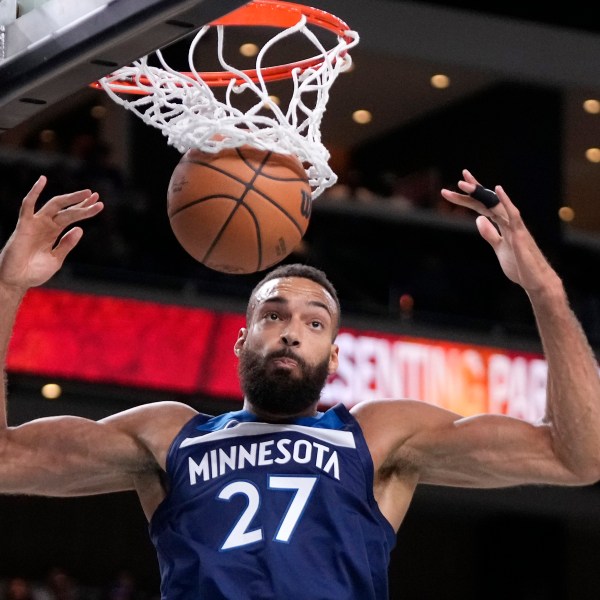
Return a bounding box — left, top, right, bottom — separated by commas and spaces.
149, 403, 396, 599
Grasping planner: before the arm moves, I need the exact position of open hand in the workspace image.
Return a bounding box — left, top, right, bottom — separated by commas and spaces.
441, 169, 559, 295
0, 176, 103, 291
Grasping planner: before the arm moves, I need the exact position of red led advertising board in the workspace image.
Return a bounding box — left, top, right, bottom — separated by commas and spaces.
8, 288, 547, 419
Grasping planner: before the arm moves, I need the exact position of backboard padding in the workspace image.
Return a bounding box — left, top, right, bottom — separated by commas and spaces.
0, 0, 250, 131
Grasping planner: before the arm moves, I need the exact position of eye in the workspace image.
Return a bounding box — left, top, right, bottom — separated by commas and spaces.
310, 320, 323, 329
266, 312, 280, 321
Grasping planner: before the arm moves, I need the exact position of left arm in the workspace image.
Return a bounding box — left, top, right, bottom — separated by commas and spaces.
443, 171, 600, 484
357, 172, 600, 490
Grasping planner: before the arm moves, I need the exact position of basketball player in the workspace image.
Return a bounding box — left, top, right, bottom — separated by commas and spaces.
1, 170, 599, 599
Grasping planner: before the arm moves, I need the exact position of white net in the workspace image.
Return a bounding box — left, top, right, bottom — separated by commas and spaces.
98, 7, 359, 199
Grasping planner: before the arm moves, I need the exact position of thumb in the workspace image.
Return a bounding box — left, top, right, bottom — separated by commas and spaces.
475, 216, 502, 250
52, 227, 84, 264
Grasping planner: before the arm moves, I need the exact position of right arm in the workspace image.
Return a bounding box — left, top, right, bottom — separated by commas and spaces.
0, 176, 103, 428
0, 177, 157, 497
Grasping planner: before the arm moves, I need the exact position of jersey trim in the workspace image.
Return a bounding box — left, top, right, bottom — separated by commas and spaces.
180, 422, 357, 449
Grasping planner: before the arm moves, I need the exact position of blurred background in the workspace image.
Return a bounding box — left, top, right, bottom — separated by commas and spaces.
1, 1, 600, 598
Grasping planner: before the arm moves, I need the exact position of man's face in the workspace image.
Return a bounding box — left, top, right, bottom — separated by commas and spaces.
235, 277, 339, 417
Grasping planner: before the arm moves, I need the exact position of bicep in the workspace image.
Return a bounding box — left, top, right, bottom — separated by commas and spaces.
0, 415, 152, 496
355, 399, 577, 489
410, 412, 575, 488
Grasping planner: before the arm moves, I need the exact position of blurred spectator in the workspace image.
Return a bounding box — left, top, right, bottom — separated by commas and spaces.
36, 568, 82, 600
104, 570, 145, 600
320, 167, 380, 203
1, 577, 40, 600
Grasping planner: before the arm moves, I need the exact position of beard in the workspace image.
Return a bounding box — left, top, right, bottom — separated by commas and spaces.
238, 346, 331, 416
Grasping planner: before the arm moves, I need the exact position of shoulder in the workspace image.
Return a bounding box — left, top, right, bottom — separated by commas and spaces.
351, 398, 464, 440
350, 397, 439, 426
100, 400, 200, 428
100, 401, 201, 448
349, 399, 463, 468
100, 401, 204, 471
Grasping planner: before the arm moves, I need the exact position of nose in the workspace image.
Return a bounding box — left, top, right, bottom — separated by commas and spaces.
280, 322, 301, 347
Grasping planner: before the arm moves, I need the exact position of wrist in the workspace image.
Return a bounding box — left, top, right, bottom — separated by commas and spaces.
0, 280, 28, 305
527, 273, 567, 308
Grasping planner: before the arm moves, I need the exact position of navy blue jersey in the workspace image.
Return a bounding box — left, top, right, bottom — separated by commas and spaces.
149, 403, 396, 599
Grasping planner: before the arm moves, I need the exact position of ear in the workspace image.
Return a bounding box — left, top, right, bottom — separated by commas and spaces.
327, 344, 339, 375
234, 328, 248, 357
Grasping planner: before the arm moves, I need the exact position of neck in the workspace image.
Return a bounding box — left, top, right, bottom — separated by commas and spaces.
242, 399, 320, 422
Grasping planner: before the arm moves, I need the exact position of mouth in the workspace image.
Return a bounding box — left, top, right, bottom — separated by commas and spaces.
271, 357, 298, 370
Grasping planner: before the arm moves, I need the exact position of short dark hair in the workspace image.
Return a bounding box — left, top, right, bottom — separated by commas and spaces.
247, 263, 341, 337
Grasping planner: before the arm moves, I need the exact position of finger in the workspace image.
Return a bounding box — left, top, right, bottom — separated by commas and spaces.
441, 188, 473, 207
440, 188, 493, 214
456, 169, 480, 192
79, 192, 101, 207
456, 171, 500, 209
462, 169, 477, 184
476, 215, 502, 249
40, 189, 97, 217
494, 185, 519, 216
469, 184, 500, 209
486, 186, 511, 226
52, 227, 84, 263
51, 196, 104, 228
19, 175, 47, 217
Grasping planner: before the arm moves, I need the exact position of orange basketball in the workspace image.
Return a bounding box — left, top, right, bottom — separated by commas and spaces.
167, 146, 312, 274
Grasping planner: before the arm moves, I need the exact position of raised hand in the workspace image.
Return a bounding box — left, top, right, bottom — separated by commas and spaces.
0, 176, 103, 291
441, 169, 560, 296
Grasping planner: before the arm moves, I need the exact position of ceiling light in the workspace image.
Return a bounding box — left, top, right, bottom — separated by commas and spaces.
583, 99, 600, 114
90, 105, 107, 119
39, 129, 55, 143
558, 206, 575, 222
352, 109, 372, 124
239, 43, 259, 57
430, 74, 450, 89
585, 148, 600, 163
41, 383, 62, 399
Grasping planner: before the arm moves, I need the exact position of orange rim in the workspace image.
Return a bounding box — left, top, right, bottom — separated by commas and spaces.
95, 0, 354, 92
210, 0, 353, 41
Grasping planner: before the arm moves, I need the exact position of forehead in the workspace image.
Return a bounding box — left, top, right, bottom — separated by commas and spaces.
253, 277, 337, 315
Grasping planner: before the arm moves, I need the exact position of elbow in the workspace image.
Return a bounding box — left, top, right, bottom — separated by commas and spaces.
581, 468, 600, 487
567, 457, 600, 486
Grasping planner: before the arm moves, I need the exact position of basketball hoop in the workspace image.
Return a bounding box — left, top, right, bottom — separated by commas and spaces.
93, 0, 359, 199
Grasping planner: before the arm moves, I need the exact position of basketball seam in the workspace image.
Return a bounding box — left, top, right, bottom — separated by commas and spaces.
171, 178, 307, 237
169, 194, 240, 218
203, 153, 270, 270
235, 147, 307, 183
182, 155, 306, 183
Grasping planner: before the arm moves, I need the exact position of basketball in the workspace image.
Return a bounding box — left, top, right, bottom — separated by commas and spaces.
167, 146, 312, 274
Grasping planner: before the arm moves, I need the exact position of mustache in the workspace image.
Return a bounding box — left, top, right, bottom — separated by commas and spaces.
267, 348, 304, 364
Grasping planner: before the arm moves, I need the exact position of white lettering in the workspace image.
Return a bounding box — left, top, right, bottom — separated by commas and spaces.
189, 454, 210, 484
275, 439, 292, 464
527, 359, 548, 421
219, 446, 237, 476
188, 438, 341, 484
322, 331, 548, 418
258, 440, 274, 465
292, 440, 311, 463
323, 452, 339, 479
238, 444, 257, 469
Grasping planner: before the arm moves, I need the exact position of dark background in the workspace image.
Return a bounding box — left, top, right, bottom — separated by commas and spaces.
1, 1, 600, 598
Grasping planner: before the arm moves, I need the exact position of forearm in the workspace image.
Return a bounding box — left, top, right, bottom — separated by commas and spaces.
531, 275, 600, 481
0, 282, 27, 429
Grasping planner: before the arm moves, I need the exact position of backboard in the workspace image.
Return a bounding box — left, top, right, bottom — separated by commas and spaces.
0, 0, 250, 132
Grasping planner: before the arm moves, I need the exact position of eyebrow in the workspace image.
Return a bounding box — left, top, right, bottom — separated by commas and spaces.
262, 296, 333, 318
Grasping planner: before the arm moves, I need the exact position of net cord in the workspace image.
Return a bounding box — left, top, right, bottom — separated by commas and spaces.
98, 14, 359, 199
